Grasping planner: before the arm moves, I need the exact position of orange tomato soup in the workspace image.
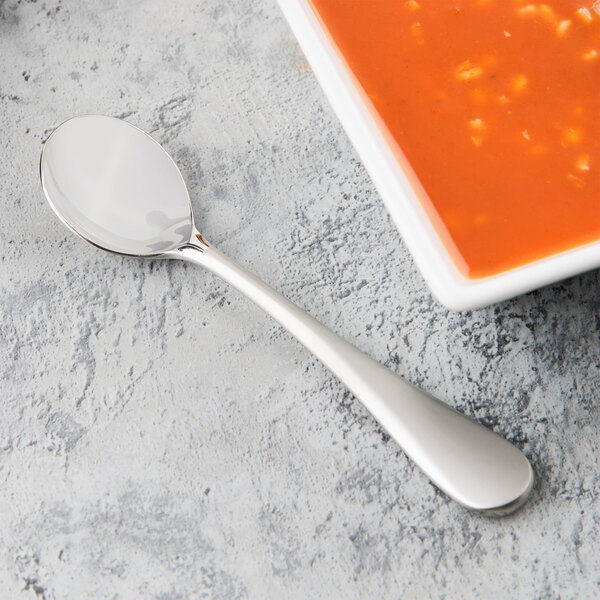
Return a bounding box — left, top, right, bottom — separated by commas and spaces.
308, 0, 600, 277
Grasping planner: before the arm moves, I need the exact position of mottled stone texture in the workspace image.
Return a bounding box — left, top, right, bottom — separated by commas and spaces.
0, 0, 599, 598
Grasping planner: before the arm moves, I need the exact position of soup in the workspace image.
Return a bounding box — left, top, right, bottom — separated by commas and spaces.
308, 0, 600, 278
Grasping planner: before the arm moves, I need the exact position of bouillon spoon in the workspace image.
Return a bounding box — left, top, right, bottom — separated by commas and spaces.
40, 115, 533, 515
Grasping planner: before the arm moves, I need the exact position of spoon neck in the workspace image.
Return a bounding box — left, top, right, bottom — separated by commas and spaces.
167, 228, 211, 260
171, 233, 258, 287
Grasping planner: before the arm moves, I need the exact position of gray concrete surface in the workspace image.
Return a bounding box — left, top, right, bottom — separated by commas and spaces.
1, 1, 599, 598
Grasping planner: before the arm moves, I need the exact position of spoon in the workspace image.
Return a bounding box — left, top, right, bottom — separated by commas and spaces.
40, 115, 533, 515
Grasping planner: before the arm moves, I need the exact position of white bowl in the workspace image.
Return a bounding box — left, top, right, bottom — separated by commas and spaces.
277, 0, 600, 310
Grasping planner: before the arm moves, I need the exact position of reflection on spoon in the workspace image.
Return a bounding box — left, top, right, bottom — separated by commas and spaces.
40, 115, 533, 515
145, 211, 191, 252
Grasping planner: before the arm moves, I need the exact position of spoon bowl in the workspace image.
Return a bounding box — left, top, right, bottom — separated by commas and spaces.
40, 115, 533, 515
41, 115, 194, 256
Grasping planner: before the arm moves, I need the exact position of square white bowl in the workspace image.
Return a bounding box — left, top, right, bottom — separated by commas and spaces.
277, 0, 600, 310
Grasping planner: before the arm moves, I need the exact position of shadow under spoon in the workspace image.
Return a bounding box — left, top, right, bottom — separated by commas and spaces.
40, 115, 534, 515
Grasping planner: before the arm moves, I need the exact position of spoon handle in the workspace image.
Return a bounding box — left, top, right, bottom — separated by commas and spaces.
174, 236, 533, 514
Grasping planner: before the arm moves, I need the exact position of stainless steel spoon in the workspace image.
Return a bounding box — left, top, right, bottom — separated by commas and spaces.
40, 115, 533, 515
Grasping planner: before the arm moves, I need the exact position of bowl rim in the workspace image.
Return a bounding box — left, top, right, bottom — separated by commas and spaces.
277, 0, 600, 310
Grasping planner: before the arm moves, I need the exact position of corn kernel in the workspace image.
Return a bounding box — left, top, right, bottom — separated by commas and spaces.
521, 129, 530, 140
510, 74, 528, 93
504, 30, 512, 37
518, 5, 537, 15
576, 154, 590, 171
405, 0, 420, 10
576, 7, 593, 22
456, 60, 483, 81
556, 19, 572, 37
411, 22, 424, 45
582, 49, 598, 61
469, 118, 486, 132
562, 127, 582, 145
539, 4, 557, 24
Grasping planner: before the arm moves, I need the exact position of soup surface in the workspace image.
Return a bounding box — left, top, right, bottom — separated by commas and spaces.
308, 0, 600, 277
